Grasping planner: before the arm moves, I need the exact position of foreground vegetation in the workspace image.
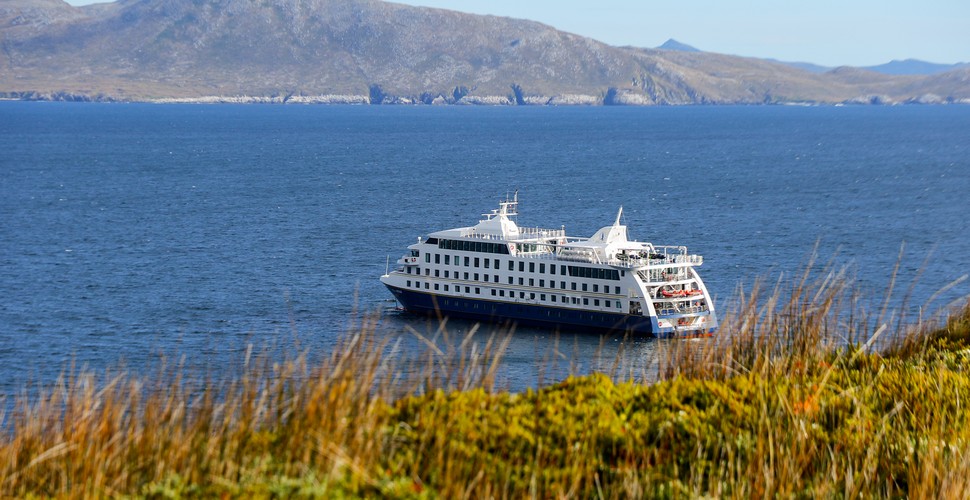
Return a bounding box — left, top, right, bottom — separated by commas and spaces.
2, 265, 970, 498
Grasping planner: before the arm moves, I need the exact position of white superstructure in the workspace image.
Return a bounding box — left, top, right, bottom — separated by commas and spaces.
381, 193, 717, 337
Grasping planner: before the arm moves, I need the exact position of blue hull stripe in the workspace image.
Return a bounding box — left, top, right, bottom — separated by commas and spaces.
385, 284, 677, 337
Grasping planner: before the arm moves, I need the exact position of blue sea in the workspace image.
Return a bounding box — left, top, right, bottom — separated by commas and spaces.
2, 103, 969, 397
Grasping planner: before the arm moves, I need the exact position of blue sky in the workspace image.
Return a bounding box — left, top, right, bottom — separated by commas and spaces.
64, 0, 968, 67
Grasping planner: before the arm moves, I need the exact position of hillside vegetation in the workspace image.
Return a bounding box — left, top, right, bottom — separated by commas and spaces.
2, 0, 969, 104
2, 263, 970, 497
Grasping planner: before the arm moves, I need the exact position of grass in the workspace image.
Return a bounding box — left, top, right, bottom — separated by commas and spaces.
2, 263, 970, 498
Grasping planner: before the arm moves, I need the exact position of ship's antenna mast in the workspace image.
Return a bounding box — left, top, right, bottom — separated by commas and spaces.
505, 189, 519, 223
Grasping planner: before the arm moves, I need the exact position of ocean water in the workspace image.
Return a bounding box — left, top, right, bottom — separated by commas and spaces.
1, 103, 969, 396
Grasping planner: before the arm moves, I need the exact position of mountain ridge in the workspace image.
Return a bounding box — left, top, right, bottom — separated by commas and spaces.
2, 0, 968, 104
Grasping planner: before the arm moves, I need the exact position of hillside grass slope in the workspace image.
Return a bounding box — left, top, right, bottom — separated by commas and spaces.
2, 265, 970, 497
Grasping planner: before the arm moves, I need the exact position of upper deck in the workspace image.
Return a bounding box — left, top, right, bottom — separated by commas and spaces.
422, 193, 704, 270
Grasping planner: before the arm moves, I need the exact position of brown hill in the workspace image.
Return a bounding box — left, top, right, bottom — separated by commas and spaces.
1, 0, 968, 104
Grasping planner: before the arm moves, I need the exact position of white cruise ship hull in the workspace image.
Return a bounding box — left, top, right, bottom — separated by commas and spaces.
381, 194, 718, 339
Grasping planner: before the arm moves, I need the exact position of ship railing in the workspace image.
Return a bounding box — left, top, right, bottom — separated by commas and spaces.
457, 230, 507, 241
657, 305, 709, 316
675, 254, 703, 265
637, 270, 689, 282
613, 255, 701, 270
555, 252, 600, 264
516, 227, 566, 238
459, 227, 567, 243
653, 245, 689, 256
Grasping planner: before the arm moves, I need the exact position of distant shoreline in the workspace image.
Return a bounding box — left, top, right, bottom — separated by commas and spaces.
3, 91, 969, 106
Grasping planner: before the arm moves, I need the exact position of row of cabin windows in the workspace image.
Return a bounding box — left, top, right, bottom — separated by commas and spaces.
428, 253, 501, 270
404, 280, 623, 309
405, 280, 481, 295
406, 267, 622, 294
423, 253, 624, 282
567, 265, 621, 280
438, 238, 510, 255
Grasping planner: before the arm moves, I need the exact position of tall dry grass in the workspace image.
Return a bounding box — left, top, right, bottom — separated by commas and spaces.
1, 259, 968, 497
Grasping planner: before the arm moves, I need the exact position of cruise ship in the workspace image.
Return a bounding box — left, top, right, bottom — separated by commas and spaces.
380, 194, 717, 338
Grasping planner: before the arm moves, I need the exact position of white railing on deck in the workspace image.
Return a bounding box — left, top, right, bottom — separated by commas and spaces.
517, 227, 566, 238
657, 305, 709, 316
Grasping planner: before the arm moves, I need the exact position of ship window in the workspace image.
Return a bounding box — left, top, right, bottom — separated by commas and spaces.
406, 268, 411, 274
474, 257, 480, 268
560, 281, 566, 289
465, 286, 470, 293
519, 262, 524, 272
615, 286, 621, 294
483, 274, 488, 281
539, 263, 545, 273
616, 301, 622, 309
571, 283, 577, 291
500, 290, 505, 297
445, 271, 449, 278
463, 272, 469, 279
484, 259, 490, 269
424, 283, 429, 289
464, 257, 470, 266
508, 276, 513, 284
593, 284, 599, 292
434, 284, 439, 290
550, 281, 555, 289
530, 293, 535, 299
475, 287, 480, 294
491, 289, 496, 296
551, 295, 557, 302
494, 259, 499, 269
520, 292, 525, 298
594, 299, 600, 306
519, 278, 524, 285
582, 283, 588, 292
435, 270, 440, 277
494, 276, 499, 283
550, 264, 556, 274
508, 261, 514, 271
529, 262, 535, 273
454, 255, 459, 265
435, 254, 440, 264
541, 294, 546, 301
406, 280, 411, 287
425, 269, 430, 276
529, 279, 534, 286
425, 254, 431, 263
474, 273, 479, 281
539, 279, 545, 287
444, 255, 450, 265
444, 285, 449, 291
583, 298, 589, 305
